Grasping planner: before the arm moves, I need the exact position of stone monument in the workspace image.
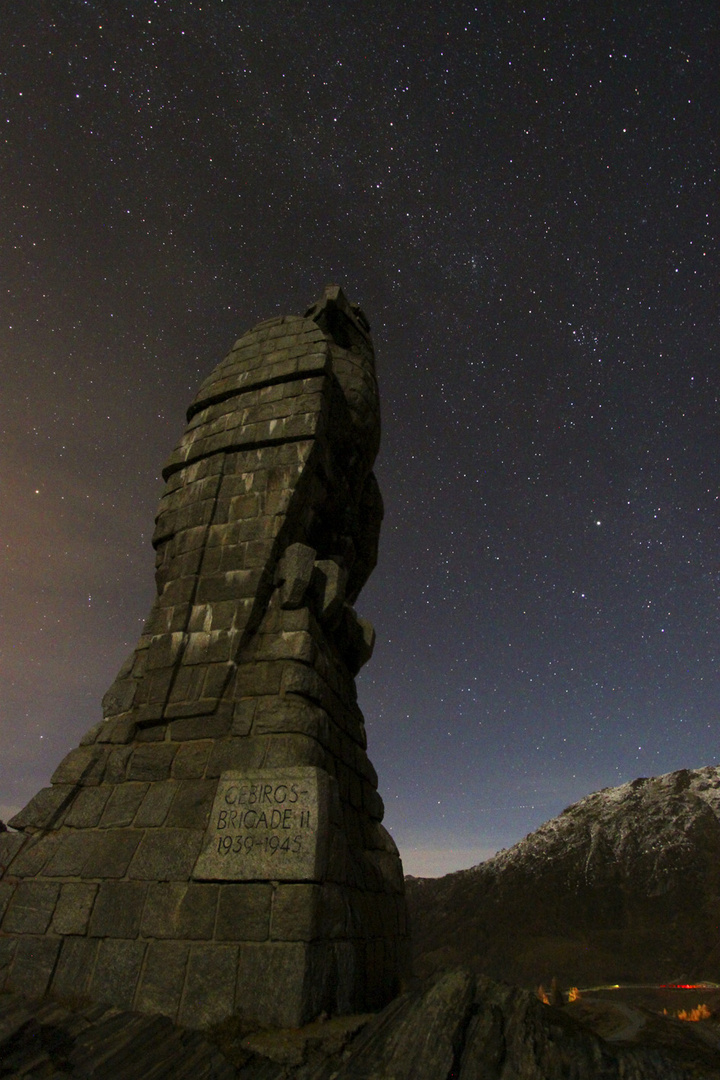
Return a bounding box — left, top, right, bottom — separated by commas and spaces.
0, 286, 408, 1028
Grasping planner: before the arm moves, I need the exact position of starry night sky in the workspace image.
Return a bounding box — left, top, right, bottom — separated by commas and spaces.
2, 1, 719, 875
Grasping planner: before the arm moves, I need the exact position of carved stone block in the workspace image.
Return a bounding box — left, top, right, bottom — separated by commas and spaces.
193, 767, 331, 882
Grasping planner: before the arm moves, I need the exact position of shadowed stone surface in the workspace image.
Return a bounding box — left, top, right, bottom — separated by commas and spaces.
0, 286, 407, 1029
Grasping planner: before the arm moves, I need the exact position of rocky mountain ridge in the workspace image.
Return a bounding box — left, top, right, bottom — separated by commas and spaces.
407, 765, 720, 987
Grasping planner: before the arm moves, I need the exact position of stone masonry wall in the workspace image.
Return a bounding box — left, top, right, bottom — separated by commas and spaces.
0, 286, 408, 1029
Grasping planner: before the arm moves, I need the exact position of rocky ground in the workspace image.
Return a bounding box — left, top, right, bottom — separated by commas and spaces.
2, 970, 717, 1078
406, 766, 720, 989
0, 991, 234, 1078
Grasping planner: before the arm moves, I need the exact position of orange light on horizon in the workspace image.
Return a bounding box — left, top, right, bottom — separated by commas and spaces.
677, 1004, 711, 1022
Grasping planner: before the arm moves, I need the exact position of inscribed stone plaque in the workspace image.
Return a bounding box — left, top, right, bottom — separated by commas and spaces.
193, 767, 330, 881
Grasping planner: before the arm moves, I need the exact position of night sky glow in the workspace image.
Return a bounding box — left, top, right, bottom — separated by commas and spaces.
2, 2, 719, 875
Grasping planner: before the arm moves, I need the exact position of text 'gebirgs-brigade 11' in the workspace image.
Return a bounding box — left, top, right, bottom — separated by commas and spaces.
194, 767, 331, 881
0, 286, 409, 1029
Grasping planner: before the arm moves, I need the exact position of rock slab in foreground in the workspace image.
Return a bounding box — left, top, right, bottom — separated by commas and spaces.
0, 991, 234, 1078
0, 972, 700, 1079
296, 971, 691, 1080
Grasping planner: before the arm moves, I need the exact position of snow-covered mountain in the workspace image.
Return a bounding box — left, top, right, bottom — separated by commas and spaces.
406, 766, 720, 987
